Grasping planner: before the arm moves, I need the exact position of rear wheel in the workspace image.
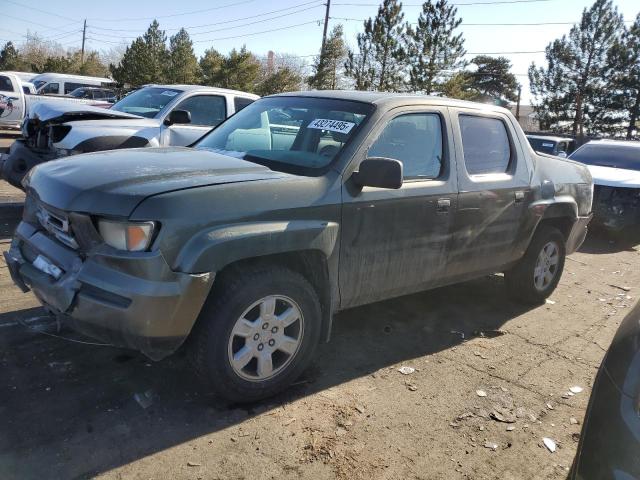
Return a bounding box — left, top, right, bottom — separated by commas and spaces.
505, 226, 566, 304
189, 266, 321, 403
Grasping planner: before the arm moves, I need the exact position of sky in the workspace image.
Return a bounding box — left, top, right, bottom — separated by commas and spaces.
3, 0, 640, 103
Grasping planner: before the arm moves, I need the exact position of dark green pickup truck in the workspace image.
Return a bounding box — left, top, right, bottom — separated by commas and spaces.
5, 91, 593, 402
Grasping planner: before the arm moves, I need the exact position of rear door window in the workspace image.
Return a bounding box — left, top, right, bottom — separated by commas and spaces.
234, 97, 254, 112
41, 83, 59, 94
460, 115, 512, 175
0, 75, 14, 92
173, 95, 227, 127
369, 113, 444, 179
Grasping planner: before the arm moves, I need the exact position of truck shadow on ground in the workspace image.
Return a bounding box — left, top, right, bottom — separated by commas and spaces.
0, 274, 533, 480
578, 228, 640, 255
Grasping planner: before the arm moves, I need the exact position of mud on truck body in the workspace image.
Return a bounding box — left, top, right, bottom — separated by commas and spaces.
5, 91, 593, 402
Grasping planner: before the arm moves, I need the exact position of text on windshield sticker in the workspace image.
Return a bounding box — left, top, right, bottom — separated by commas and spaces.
307, 118, 355, 134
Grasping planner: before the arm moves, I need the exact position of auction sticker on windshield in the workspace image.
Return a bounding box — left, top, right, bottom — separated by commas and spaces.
307, 118, 355, 134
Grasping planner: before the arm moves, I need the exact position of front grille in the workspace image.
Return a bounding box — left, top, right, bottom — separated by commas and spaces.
36, 203, 79, 250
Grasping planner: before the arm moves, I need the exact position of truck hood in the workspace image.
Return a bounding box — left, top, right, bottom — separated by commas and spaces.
25, 147, 288, 216
28, 101, 143, 124
588, 165, 640, 189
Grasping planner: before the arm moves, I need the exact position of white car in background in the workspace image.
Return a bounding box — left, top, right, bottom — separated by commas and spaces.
569, 139, 640, 232
1, 84, 259, 188
31, 73, 114, 96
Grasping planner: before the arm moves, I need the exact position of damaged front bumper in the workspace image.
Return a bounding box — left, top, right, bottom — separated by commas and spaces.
5, 220, 214, 360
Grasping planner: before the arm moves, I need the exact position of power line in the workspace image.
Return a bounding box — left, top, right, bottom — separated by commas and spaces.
4, 0, 79, 23
87, 0, 258, 23
186, 19, 323, 43
85, 19, 323, 46
466, 50, 545, 54
333, 0, 552, 6
332, 17, 636, 26
87, 1, 323, 33
89, 4, 324, 39
3, 13, 82, 33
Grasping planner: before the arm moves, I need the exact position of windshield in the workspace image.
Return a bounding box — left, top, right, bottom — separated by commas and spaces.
111, 87, 182, 118
528, 137, 557, 154
195, 96, 373, 174
569, 143, 640, 171
32, 80, 46, 89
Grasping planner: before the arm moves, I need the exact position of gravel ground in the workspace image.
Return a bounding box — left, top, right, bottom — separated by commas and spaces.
0, 154, 637, 479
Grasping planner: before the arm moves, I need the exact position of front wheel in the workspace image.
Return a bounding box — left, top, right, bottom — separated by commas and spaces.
189, 266, 322, 403
505, 226, 566, 304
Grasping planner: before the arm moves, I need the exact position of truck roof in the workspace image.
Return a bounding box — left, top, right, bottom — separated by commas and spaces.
30, 73, 113, 83
143, 84, 260, 99
272, 90, 512, 115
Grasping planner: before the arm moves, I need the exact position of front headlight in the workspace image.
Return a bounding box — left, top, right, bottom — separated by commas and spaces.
97, 219, 156, 251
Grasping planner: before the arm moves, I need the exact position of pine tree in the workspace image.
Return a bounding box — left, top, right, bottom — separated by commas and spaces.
166, 28, 200, 84
219, 47, 261, 92
440, 72, 475, 100
144, 20, 169, 83
606, 13, 640, 139
345, 19, 376, 90
406, 0, 466, 94
371, 0, 407, 91
465, 56, 519, 105
308, 25, 347, 90
111, 20, 168, 86
0, 42, 24, 70
256, 67, 302, 96
200, 48, 225, 86
529, 0, 624, 137
345, 0, 407, 92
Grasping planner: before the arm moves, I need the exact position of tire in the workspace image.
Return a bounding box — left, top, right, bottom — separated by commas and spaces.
505, 225, 566, 305
189, 266, 322, 403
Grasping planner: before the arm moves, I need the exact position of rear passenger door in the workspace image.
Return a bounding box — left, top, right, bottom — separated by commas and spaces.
163, 95, 227, 146
447, 109, 531, 278
339, 107, 458, 308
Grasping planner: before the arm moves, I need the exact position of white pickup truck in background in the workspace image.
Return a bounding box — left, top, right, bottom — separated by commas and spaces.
1, 83, 259, 188
0, 72, 110, 129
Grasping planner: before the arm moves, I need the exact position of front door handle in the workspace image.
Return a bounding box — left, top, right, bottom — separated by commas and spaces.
436, 198, 451, 213
514, 191, 525, 203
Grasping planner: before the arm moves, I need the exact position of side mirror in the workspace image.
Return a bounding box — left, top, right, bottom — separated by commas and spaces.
557, 151, 567, 158
351, 157, 403, 189
164, 109, 191, 126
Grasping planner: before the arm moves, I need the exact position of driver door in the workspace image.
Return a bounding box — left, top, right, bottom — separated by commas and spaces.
339, 107, 458, 308
161, 94, 227, 146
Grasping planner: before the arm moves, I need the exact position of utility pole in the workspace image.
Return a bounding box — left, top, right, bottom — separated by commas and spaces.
515, 85, 522, 122
320, 0, 331, 57
81, 19, 87, 64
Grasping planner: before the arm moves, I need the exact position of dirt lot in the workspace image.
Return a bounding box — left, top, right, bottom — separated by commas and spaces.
0, 142, 637, 479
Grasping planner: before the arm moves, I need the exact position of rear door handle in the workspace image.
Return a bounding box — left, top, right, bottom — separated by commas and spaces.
436, 198, 451, 213
514, 191, 525, 203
